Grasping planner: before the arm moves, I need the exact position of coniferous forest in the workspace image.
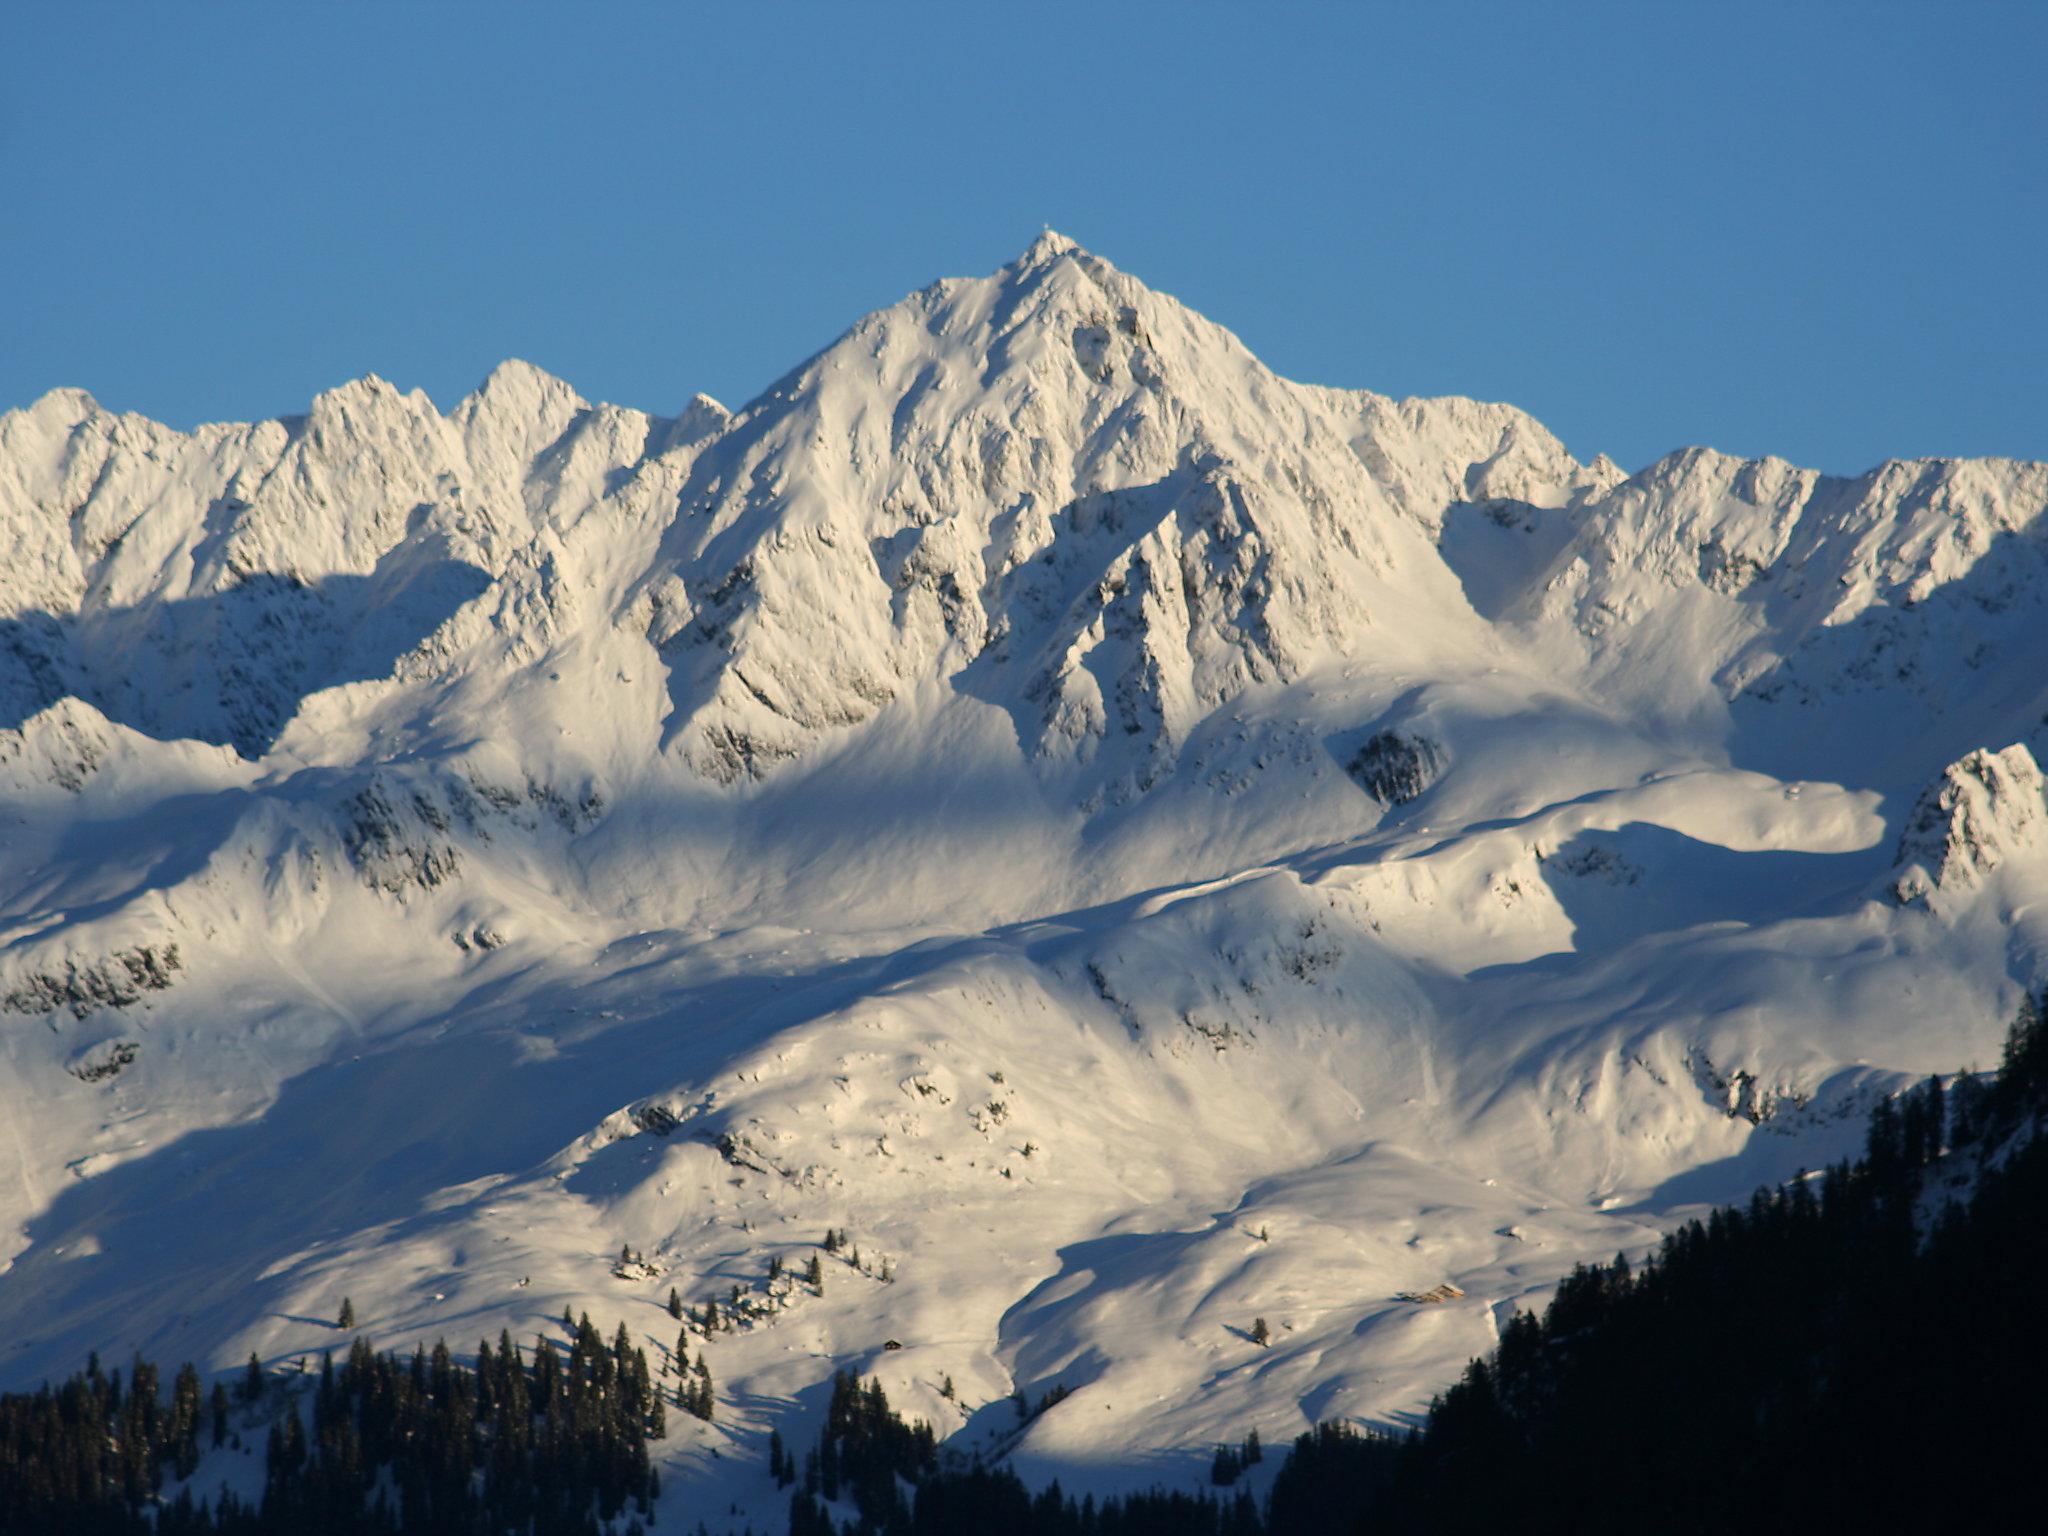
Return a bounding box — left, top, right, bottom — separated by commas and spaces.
0, 1313, 662, 1536
5, 1000, 2045, 1534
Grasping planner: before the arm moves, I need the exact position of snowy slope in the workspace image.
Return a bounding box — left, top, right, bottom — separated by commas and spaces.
2, 234, 2046, 1527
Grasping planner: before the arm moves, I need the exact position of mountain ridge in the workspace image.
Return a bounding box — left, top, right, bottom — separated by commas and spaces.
1, 235, 2045, 1530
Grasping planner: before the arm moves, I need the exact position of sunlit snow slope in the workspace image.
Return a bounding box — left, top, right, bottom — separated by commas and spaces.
4, 233, 2047, 1524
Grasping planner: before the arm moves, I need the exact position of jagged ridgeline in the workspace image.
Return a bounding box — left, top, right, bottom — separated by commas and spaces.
7, 1001, 2043, 1534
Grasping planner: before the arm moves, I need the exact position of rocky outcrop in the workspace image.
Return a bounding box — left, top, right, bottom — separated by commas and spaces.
339, 782, 463, 895
1891, 743, 2047, 907
2, 944, 181, 1017
1347, 729, 1446, 806
67, 1040, 140, 1082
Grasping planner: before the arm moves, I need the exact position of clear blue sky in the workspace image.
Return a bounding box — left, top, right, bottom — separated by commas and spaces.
3, 3, 2042, 475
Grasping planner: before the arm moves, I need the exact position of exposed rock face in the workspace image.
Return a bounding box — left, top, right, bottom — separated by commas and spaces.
2, 945, 181, 1017
1686, 1048, 1807, 1126
1891, 744, 2047, 907
1347, 729, 1446, 806
339, 782, 463, 895
67, 1040, 140, 1082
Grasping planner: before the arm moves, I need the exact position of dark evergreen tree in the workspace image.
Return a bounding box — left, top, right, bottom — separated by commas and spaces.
684, 1358, 714, 1422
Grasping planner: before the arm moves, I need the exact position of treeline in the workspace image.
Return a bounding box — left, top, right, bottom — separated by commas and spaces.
783, 995, 2048, 1533
779, 1385, 1342, 1536
784, 1370, 1266, 1536
784, 1371, 936, 1533
0, 1312, 667, 1535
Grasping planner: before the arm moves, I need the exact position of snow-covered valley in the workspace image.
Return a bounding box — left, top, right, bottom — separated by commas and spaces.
3, 232, 2045, 1526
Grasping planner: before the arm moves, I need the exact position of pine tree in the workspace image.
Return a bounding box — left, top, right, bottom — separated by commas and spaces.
769, 1254, 784, 1284
807, 1255, 825, 1290
337, 1296, 356, 1331
684, 1359, 714, 1421
170, 1362, 202, 1478
241, 1352, 263, 1403
941, 1374, 956, 1400
1251, 1317, 1271, 1347
668, 1287, 683, 1319
210, 1379, 230, 1447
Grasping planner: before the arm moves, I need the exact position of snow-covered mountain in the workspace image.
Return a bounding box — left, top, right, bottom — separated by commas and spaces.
3, 233, 2045, 1523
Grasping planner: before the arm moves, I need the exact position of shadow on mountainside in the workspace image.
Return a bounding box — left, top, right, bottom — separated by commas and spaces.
1440, 487, 2048, 797
0, 555, 492, 759
1533, 822, 1892, 951
1721, 522, 2048, 789
0, 933, 986, 1393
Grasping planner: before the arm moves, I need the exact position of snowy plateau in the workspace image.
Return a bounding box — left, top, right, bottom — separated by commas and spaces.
2, 232, 2047, 1525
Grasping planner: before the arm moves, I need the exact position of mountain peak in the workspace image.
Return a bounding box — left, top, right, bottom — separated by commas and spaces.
7, 386, 102, 434
1017, 227, 1086, 266
461, 357, 585, 425
475, 357, 574, 400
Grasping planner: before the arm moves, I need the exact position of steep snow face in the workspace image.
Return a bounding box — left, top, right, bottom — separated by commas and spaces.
1, 235, 2046, 1529
646, 233, 1611, 787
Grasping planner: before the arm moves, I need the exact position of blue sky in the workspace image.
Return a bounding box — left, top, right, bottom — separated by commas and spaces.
3, 3, 2042, 474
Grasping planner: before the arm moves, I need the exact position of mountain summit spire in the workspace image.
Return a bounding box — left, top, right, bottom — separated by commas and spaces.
1019, 227, 1084, 266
